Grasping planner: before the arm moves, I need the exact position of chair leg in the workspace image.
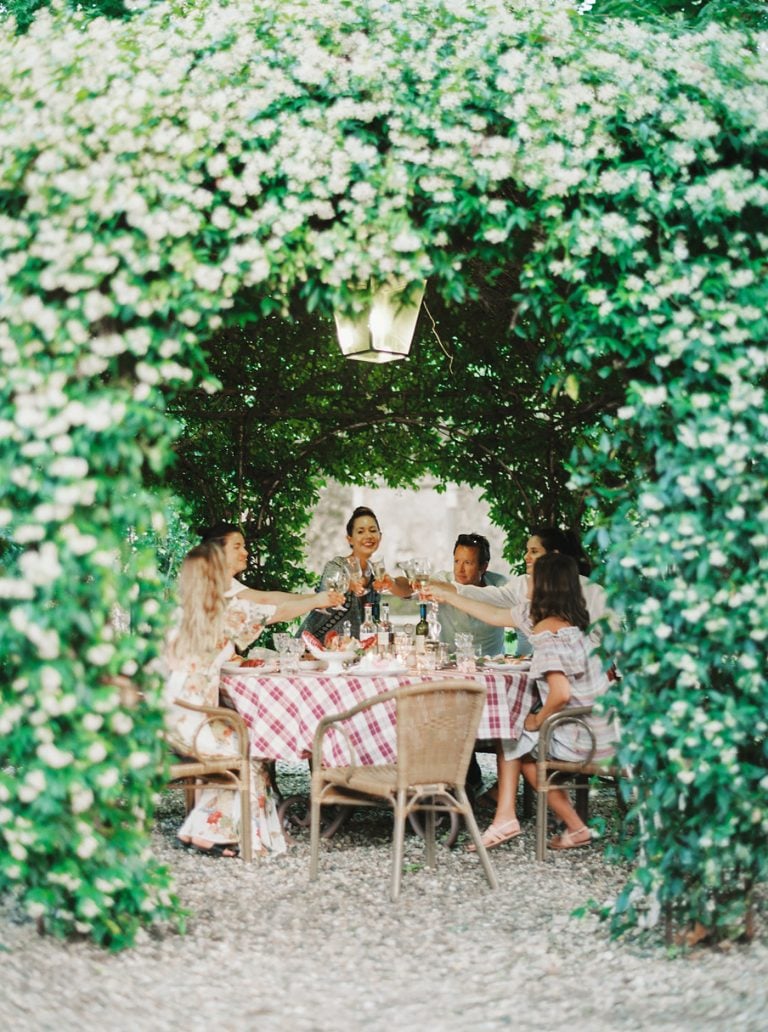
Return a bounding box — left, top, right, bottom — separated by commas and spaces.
391, 789, 407, 901
459, 788, 499, 891
424, 801, 436, 869
240, 774, 253, 863
536, 761, 548, 861
309, 787, 322, 881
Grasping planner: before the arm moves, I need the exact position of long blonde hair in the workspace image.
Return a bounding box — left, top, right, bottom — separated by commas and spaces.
167, 541, 229, 663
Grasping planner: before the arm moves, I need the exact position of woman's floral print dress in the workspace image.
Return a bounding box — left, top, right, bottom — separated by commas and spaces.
164, 585, 287, 855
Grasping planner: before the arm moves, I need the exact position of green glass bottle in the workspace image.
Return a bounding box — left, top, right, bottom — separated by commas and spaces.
414, 603, 428, 654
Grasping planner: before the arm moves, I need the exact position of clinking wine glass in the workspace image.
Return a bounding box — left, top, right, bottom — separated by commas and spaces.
410, 557, 432, 598
345, 556, 365, 596
325, 567, 350, 610
397, 559, 415, 585
370, 557, 388, 592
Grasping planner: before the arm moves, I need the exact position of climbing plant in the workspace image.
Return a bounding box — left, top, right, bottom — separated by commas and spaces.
1, 0, 766, 948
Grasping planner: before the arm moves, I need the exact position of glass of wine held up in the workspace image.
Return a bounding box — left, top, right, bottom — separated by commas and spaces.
409, 557, 432, 598
325, 567, 350, 610
370, 558, 388, 592
345, 556, 366, 596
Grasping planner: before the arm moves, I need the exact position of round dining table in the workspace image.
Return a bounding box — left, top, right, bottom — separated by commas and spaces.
220, 664, 535, 768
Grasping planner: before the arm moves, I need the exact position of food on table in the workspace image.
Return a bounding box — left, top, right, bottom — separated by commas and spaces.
240, 658, 265, 668
302, 630, 325, 652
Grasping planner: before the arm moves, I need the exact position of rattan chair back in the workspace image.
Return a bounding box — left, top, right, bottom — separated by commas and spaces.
309, 679, 499, 899
395, 681, 486, 788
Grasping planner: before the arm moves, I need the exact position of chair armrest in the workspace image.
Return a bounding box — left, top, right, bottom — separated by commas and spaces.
173, 698, 250, 762
539, 705, 597, 767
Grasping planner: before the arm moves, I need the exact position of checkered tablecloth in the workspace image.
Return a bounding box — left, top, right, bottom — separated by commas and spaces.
220, 668, 534, 767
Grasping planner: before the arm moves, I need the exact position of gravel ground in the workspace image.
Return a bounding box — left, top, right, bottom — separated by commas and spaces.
1, 760, 766, 1032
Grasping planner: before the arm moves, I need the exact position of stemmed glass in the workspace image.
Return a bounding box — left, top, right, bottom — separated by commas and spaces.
397, 559, 415, 583
370, 558, 388, 591
409, 557, 432, 598
324, 567, 350, 610
345, 557, 365, 596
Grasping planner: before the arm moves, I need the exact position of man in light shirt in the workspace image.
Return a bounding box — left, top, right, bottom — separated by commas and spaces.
432, 533, 509, 657
427, 533, 508, 797
452, 527, 611, 651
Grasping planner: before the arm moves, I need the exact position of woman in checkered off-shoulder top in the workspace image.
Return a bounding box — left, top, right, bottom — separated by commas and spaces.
510, 552, 617, 851
428, 549, 616, 852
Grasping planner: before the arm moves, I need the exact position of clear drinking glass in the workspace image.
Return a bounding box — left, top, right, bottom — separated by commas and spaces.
456, 651, 477, 674
273, 632, 292, 654
279, 651, 300, 675
346, 557, 365, 596
325, 567, 350, 609
370, 558, 387, 591
409, 557, 432, 597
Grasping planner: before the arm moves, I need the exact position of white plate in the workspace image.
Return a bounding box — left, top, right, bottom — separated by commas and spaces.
298, 660, 322, 672
484, 660, 531, 672
221, 661, 271, 676
248, 646, 278, 659
343, 663, 407, 677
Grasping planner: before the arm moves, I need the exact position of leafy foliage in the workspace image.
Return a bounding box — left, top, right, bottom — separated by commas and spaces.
0, 0, 766, 948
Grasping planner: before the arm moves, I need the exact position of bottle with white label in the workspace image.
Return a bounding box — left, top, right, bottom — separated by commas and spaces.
377, 601, 391, 656
359, 604, 377, 650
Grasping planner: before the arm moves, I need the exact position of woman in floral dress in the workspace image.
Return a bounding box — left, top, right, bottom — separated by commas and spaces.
164, 539, 342, 857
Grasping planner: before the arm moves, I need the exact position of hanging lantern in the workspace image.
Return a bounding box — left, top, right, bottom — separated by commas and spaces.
334, 280, 426, 363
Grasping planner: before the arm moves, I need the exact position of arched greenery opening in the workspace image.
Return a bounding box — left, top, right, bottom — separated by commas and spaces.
1, 0, 766, 948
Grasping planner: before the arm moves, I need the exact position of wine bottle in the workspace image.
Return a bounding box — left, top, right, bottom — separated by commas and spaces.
377, 601, 391, 656
414, 603, 428, 654
359, 603, 377, 650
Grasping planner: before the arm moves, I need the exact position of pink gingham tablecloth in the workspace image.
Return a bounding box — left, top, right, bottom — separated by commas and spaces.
220, 668, 533, 767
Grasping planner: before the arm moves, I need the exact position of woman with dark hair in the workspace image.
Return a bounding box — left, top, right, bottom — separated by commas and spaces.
528, 525, 592, 577
426, 526, 615, 845
464, 553, 615, 851
299, 505, 411, 642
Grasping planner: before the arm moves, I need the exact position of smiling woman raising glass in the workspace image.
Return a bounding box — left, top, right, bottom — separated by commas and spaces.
298, 505, 411, 643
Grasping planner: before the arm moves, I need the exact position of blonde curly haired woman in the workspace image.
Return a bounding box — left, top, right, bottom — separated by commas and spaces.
164, 540, 342, 857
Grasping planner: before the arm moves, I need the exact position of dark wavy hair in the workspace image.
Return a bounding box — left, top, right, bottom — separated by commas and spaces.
529, 525, 592, 576
197, 521, 241, 544
345, 506, 380, 536
530, 553, 590, 631
454, 532, 491, 567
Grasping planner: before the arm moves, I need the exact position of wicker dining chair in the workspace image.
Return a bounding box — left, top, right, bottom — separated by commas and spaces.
534, 705, 623, 861
309, 679, 499, 900
166, 699, 253, 862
